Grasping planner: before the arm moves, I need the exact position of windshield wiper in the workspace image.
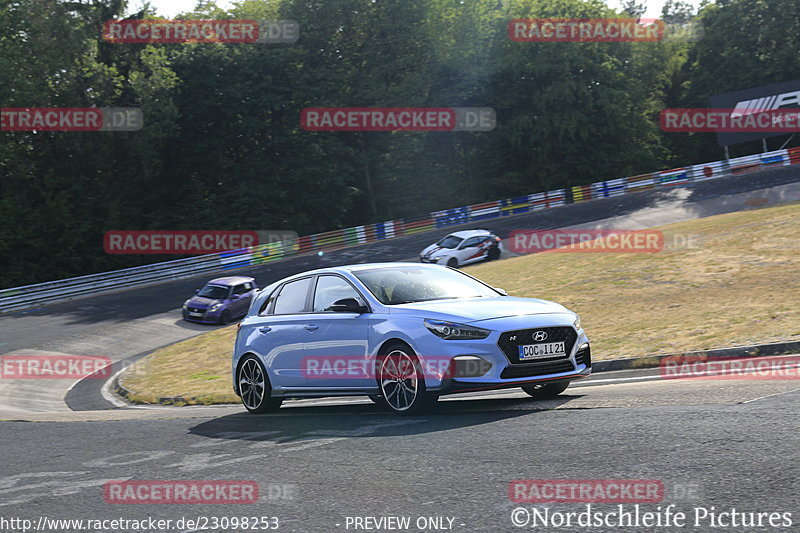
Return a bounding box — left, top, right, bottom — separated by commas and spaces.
391, 296, 461, 304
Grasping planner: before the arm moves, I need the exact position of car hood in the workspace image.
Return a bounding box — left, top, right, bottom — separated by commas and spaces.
389, 296, 570, 323
420, 244, 452, 257
188, 296, 221, 309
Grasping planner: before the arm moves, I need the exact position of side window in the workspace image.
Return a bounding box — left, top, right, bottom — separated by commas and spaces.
233, 284, 249, 295
313, 276, 361, 312
272, 278, 313, 314
461, 237, 482, 248
258, 287, 279, 315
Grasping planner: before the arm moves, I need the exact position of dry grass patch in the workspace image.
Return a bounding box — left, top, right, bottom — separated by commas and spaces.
121, 324, 239, 404
466, 202, 800, 359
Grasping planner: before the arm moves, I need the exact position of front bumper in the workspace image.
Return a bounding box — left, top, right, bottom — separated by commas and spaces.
412, 320, 591, 394
183, 308, 223, 324
434, 356, 591, 394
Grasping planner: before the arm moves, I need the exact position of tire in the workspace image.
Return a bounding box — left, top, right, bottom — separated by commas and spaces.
446, 258, 459, 268
521, 380, 570, 399
487, 245, 501, 260
237, 355, 283, 414
220, 310, 231, 325
376, 343, 437, 415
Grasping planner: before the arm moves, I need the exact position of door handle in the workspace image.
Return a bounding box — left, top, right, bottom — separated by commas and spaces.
258, 326, 272, 333
304, 324, 319, 331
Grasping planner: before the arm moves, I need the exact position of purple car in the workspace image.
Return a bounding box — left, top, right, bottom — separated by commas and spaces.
182, 276, 258, 324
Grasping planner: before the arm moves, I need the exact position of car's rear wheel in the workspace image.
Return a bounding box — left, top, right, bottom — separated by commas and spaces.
446, 258, 458, 268
377, 344, 437, 415
238, 355, 283, 413
521, 380, 570, 399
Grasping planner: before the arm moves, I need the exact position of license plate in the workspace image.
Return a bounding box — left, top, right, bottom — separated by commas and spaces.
189, 312, 204, 317
518, 342, 566, 360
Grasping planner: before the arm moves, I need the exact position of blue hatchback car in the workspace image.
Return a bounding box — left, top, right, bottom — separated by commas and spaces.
232, 263, 590, 414
183, 276, 258, 325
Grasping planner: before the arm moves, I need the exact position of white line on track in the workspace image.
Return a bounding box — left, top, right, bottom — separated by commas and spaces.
741, 387, 800, 404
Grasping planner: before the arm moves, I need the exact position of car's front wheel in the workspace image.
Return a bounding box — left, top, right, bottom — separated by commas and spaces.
446, 258, 458, 268
376, 344, 437, 415
521, 380, 570, 399
238, 355, 283, 413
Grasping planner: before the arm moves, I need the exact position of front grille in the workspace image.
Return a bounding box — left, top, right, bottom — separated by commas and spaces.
500, 359, 575, 379
575, 344, 591, 368
498, 326, 578, 364
187, 307, 206, 314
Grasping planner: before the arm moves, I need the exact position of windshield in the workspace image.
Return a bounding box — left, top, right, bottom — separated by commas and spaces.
436, 235, 463, 249
197, 285, 229, 300
354, 266, 499, 305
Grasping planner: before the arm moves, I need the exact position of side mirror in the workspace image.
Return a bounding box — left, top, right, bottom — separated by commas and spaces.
230, 294, 240, 300
494, 287, 508, 296
329, 298, 368, 313
194, 289, 200, 294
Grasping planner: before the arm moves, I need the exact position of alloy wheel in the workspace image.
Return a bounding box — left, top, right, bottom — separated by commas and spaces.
379, 349, 419, 412
239, 358, 265, 410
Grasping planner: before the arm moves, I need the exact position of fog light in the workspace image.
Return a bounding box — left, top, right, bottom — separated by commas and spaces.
450, 355, 492, 378
575, 343, 591, 368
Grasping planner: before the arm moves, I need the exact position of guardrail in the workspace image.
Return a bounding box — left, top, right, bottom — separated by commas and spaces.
0, 255, 224, 313
2, 147, 798, 313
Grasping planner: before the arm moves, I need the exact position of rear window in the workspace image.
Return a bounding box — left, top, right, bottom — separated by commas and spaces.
272, 278, 313, 314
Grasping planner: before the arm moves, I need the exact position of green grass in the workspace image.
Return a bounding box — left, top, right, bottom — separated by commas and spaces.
121, 202, 800, 405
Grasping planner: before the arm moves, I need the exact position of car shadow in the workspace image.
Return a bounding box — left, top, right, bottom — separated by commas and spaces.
188, 393, 582, 444
172, 318, 225, 330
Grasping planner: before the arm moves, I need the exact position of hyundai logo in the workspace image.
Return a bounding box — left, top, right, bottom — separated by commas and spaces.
532, 331, 548, 342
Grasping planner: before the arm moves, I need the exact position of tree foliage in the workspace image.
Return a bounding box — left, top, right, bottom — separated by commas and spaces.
1, 0, 798, 286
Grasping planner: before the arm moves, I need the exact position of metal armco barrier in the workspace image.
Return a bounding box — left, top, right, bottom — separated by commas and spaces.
2, 147, 799, 313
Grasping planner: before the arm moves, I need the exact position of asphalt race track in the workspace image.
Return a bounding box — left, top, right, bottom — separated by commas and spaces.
0, 376, 798, 531
0, 166, 799, 532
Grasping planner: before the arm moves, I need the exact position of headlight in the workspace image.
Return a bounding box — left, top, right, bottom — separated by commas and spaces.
209, 302, 223, 312
182, 300, 189, 310
424, 319, 490, 340
573, 314, 581, 330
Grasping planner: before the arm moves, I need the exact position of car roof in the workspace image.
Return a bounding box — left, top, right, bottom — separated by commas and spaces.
206, 276, 255, 286
274, 262, 446, 281
445, 229, 492, 239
